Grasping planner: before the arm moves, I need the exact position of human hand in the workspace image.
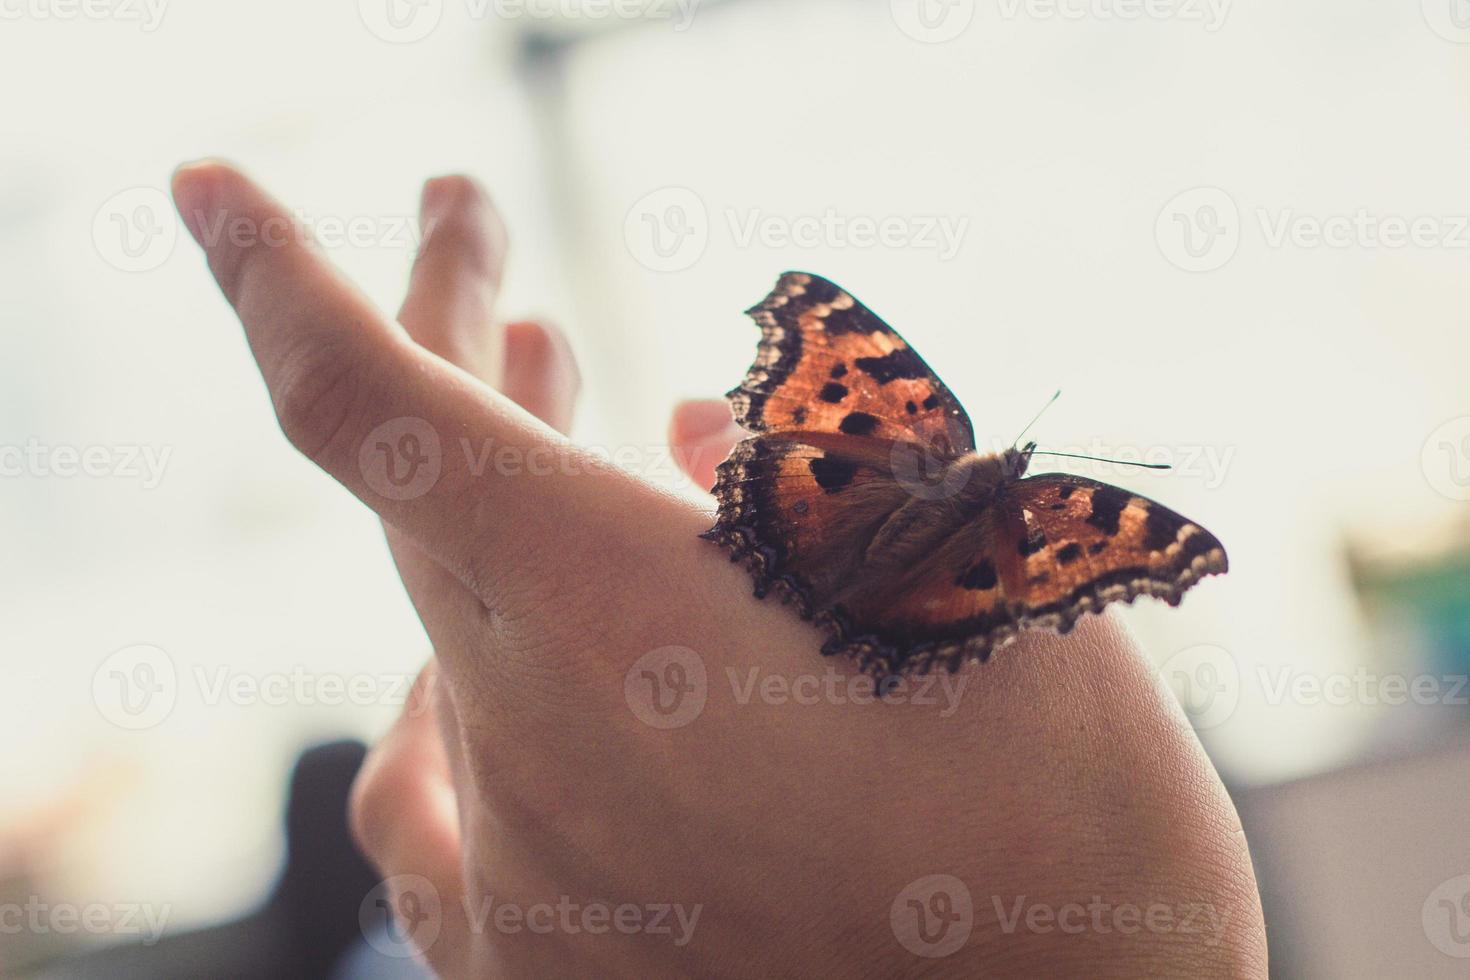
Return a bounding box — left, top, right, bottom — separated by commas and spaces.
171, 161, 1266, 978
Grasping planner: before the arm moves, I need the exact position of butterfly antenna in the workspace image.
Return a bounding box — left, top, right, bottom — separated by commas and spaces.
1013, 390, 1062, 449
1029, 450, 1172, 471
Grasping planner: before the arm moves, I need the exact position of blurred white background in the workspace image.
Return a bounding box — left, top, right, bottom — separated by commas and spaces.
4, 0, 1470, 975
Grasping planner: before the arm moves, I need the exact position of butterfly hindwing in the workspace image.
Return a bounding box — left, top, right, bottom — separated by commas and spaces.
733, 271, 975, 456
703, 438, 912, 614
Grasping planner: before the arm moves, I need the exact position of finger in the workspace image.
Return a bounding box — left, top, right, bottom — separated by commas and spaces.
669, 398, 744, 490
399, 175, 507, 381
388, 177, 511, 619
501, 320, 581, 435
171, 160, 628, 604
350, 663, 467, 973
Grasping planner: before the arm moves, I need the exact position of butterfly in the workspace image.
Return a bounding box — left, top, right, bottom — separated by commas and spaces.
701, 271, 1228, 679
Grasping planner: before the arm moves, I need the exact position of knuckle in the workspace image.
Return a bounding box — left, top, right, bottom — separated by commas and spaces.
270, 338, 364, 465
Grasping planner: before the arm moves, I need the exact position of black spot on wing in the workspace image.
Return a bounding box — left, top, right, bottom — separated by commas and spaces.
1144, 506, 1180, 552
1058, 485, 1076, 500
1085, 486, 1130, 536
838, 412, 880, 436
792, 406, 807, 425
819, 382, 848, 404
809, 456, 858, 493
1057, 542, 1083, 565
905, 400, 917, 415
956, 559, 998, 591
830, 362, 848, 379
922, 394, 939, 411
1088, 541, 1109, 556
1019, 529, 1048, 557
853, 348, 928, 384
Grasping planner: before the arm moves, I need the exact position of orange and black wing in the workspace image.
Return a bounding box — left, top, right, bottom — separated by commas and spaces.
730, 271, 974, 455
828, 474, 1227, 675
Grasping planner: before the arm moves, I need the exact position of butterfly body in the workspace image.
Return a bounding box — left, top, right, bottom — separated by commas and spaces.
703, 272, 1227, 679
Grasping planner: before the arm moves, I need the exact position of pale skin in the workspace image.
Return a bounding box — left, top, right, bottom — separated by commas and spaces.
170, 161, 1268, 978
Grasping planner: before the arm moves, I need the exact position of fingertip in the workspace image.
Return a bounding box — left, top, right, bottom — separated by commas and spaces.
171, 159, 234, 245
670, 398, 737, 445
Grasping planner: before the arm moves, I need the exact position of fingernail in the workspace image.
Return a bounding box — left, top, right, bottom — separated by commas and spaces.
171, 159, 222, 246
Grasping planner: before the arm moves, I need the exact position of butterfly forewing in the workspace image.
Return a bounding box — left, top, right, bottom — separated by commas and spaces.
733, 271, 974, 456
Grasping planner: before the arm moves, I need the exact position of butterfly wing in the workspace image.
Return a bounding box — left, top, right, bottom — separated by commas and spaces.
830, 474, 1228, 674
998, 473, 1228, 631
732, 271, 974, 455
705, 272, 977, 620
703, 438, 912, 615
